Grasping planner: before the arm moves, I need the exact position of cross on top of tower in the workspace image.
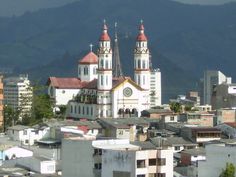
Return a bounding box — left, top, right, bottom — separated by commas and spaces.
90, 43, 93, 52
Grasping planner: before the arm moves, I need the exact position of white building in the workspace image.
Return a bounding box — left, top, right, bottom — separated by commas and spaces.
47, 77, 85, 107
66, 22, 162, 120
17, 156, 56, 174
203, 70, 231, 105
4, 74, 32, 116
198, 142, 236, 177
150, 69, 161, 107
62, 138, 173, 177
7, 125, 48, 145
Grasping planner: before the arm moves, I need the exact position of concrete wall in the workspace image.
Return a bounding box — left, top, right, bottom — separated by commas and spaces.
198, 144, 236, 177
62, 139, 94, 177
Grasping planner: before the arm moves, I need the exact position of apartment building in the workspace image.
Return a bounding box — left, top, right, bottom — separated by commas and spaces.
62, 138, 173, 177
4, 74, 32, 117
0, 75, 3, 127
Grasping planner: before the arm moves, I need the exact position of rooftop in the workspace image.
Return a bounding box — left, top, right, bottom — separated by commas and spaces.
181, 148, 206, 156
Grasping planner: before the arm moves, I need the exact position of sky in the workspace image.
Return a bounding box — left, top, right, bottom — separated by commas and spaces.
0, 0, 235, 17
172, 0, 236, 5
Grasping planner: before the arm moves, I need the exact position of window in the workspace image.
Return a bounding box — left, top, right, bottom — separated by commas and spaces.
93, 67, 97, 74
100, 59, 104, 68
94, 163, 102, 169
157, 158, 166, 166
106, 75, 108, 86
157, 173, 166, 177
138, 59, 141, 69
70, 105, 73, 113
78, 106, 81, 114
87, 107, 89, 115
105, 60, 109, 69
82, 106, 85, 114
137, 175, 145, 177
137, 160, 146, 168
78, 67, 81, 75
84, 66, 88, 75
142, 60, 146, 68
91, 107, 93, 115
101, 75, 104, 86
175, 146, 180, 151
74, 106, 77, 114
170, 116, 175, 121
23, 130, 27, 135
149, 159, 157, 166
143, 75, 145, 85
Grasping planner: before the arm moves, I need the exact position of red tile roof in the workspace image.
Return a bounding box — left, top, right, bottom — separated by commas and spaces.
79, 52, 98, 65
47, 77, 87, 89
224, 122, 236, 128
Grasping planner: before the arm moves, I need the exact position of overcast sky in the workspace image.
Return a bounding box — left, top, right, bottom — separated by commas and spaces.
172, 0, 236, 5
0, 0, 235, 17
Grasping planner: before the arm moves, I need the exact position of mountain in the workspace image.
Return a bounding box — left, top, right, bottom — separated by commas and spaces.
0, 0, 236, 102
0, 0, 79, 17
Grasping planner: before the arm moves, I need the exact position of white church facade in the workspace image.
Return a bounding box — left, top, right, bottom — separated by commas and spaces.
48, 22, 161, 119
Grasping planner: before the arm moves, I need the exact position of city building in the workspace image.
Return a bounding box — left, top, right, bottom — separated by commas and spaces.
47, 77, 86, 107
211, 83, 236, 110
186, 91, 200, 106
216, 108, 236, 125
0, 75, 3, 127
180, 148, 206, 166
3, 74, 32, 117
203, 70, 231, 105
180, 126, 221, 145
198, 141, 236, 177
66, 22, 162, 120
62, 138, 173, 177
150, 69, 161, 107
179, 112, 214, 127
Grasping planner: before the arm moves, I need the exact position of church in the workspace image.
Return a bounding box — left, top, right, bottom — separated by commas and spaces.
47, 22, 161, 120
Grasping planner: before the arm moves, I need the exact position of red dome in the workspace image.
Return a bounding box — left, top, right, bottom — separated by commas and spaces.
136, 33, 147, 41
99, 23, 110, 41
100, 33, 110, 41
79, 51, 98, 64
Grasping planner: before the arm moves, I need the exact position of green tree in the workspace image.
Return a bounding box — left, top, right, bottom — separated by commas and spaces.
3, 105, 20, 129
219, 163, 236, 177
170, 102, 182, 113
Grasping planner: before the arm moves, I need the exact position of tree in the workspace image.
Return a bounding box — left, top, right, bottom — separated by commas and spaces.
3, 105, 20, 129
219, 163, 235, 177
170, 102, 182, 113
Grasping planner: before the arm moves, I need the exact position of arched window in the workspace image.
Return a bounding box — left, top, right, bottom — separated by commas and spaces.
106, 75, 108, 86
142, 60, 146, 69
118, 109, 124, 115
78, 67, 81, 75
105, 60, 109, 69
138, 59, 141, 69
84, 66, 88, 75
132, 108, 137, 115
101, 75, 104, 86
100, 59, 104, 68
70, 105, 73, 113
125, 108, 130, 114
93, 67, 97, 74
